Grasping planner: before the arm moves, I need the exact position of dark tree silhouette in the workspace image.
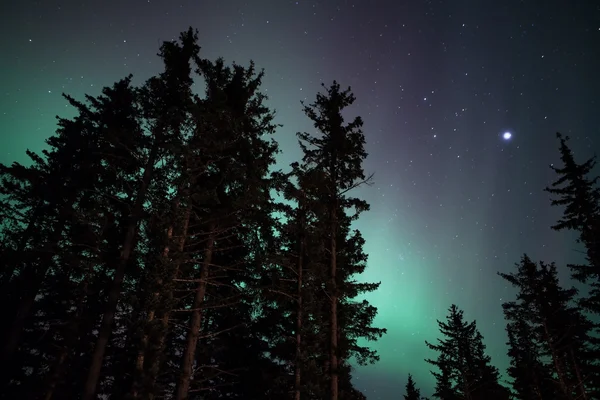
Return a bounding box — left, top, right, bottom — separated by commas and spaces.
500, 254, 597, 400
425, 305, 510, 400
257, 166, 322, 399
297, 80, 385, 400
505, 319, 557, 400
81, 28, 202, 400
545, 132, 600, 313
0, 74, 145, 399
255, 82, 385, 398
172, 55, 279, 399
404, 373, 423, 400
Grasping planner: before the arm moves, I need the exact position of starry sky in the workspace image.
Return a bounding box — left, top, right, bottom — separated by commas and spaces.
1, 0, 599, 398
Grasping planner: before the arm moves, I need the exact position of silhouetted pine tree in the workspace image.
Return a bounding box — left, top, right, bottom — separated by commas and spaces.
0, 73, 145, 399
119, 28, 203, 400
79, 27, 203, 400
296, 81, 386, 400
545, 133, 600, 271
505, 319, 557, 400
544, 133, 600, 337
0, 109, 100, 365
0, 137, 77, 390
45, 77, 147, 400
500, 254, 598, 400
430, 354, 461, 400
255, 82, 384, 399
162, 54, 279, 399
404, 373, 422, 400
335, 210, 386, 399
255, 166, 320, 399
425, 305, 510, 400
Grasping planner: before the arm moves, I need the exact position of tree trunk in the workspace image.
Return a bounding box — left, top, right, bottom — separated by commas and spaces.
175, 226, 215, 400
145, 204, 192, 400
82, 141, 160, 400
131, 204, 178, 399
531, 370, 544, 400
329, 204, 338, 400
570, 348, 589, 400
45, 210, 110, 400
294, 224, 305, 400
542, 322, 573, 400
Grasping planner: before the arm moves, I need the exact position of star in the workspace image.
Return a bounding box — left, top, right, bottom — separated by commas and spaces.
502, 131, 512, 140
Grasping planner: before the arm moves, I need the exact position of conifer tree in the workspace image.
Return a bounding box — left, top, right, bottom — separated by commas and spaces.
544, 132, 600, 397
296, 81, 385, 400
0, 112, 99, 365
169, 54, 279, 399
0, 74, 145, 398
258, 167, 315, 399
505, 319, 557, 400
81, 28, 202, 400
125, 29, 203, 399
500, 254, 598, 400
0, 143, 75, 368
404, 373, 422, 400
545, 132, 600, 313
45, 77, 148, 400
257, 82, 384, 399
255, 167, 323, 398
425, 304, 510, 400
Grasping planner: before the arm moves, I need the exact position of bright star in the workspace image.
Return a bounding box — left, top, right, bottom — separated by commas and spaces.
503, 131, 512, 140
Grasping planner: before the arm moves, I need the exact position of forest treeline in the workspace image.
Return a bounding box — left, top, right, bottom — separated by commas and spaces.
0, 27, 598, 400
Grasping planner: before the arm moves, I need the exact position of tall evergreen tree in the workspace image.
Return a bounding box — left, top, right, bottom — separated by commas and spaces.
126, 30, 203, 399
545, 132, 600, 313
425, 304, 510, 400
257, 167, 319, 399
404, 373, 423, 400
505, 319, 557, 400
43, 77, 146, 400
500, 254, 598, 400
168, 53, 279, 400
81, 28, 202, 400
296, 81, 385, 400
255, 82, 384, 399
0, 74, 145, 399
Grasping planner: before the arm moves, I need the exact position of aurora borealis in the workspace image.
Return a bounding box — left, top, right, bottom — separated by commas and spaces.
1, 0, 598, 398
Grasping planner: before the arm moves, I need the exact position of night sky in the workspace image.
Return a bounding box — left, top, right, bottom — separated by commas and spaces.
1, 0, 599, 398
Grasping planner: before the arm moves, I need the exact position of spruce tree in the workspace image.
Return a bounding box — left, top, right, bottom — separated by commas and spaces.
169, 55, 279, 399
80, 27, 202, 400
545, 132, 600, 313
404, 373, 422, 400
0, 114, 97, 365
125, 29, 203, 399
296, 81, 385, 400
0, 74, 145, 398
45, 77, 147, 400
500, 254, 598, 400
425, 304, 510, 400
256, 82, 385, 399
505, 319, 557, 400
257, 166, 316, 399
